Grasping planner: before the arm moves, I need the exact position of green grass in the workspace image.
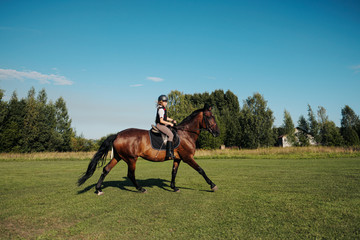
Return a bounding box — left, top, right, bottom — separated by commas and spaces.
1, 157, 359, 239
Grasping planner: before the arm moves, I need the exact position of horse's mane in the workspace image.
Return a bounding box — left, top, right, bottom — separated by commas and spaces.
178, 108, 203, 127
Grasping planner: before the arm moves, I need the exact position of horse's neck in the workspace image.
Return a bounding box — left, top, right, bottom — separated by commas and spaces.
178, 115, 202, 138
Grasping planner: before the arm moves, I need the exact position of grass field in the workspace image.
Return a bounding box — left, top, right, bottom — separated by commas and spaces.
1, 154, 359, 239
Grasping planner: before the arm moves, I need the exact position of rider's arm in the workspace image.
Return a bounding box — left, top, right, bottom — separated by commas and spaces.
166, 117, 177, 125
160, 117, 174, 127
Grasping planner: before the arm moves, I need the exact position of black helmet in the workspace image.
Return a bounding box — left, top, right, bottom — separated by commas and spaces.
158, 95, 168, 102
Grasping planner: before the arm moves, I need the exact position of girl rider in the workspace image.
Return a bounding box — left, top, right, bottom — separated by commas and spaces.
156, 95, 177, 160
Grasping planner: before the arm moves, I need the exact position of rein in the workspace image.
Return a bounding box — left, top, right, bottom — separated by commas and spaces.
174, 125, 202, 135
174, 114, 213, 136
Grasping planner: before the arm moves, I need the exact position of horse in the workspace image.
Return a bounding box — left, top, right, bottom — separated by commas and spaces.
77, 104, 220, 195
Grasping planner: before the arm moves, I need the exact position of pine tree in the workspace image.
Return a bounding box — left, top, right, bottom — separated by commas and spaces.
297, 115, 310, 146
55, 97, 73, 151
307, 105, 321, 143
282, 110, 295, 145
222, 90, 240, 147
36, 89, 61, 151
0, 89, 9, 151
21, 87, 40, 152
0, 89, 6, 126
1, 91, 26, 152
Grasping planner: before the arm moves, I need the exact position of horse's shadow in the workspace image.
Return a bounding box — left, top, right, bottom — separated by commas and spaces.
77, 177, 196, 194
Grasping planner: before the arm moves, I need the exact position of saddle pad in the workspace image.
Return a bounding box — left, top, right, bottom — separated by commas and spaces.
149, 130, 180, 151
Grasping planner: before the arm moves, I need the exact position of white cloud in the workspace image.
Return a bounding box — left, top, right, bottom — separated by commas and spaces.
130, 84, 143, 87
350, 64, 360, 74
147, 76, 164, 82
0, 68, 73, 85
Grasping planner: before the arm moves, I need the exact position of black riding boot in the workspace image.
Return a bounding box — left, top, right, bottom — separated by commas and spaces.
165, 141, 174, 160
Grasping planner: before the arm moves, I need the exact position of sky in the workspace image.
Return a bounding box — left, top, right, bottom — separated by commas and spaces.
1, 0, 359, 139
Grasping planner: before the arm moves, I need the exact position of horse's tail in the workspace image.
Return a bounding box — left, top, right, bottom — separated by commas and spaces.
77, 134, 118, 186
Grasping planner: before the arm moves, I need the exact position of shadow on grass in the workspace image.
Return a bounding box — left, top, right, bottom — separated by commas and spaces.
77, 177, 197, 194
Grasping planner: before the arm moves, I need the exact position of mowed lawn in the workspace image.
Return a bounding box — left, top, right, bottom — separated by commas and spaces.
0, 157, 359, 239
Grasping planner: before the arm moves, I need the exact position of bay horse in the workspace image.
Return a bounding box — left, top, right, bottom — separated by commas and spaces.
78, 104, 220, 194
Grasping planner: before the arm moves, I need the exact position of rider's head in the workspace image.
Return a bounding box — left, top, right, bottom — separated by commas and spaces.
158, 95, 168, 102
158, 95, 168, 107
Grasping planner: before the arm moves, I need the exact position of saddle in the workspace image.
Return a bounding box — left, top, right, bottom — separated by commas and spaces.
149, 125, 180, 151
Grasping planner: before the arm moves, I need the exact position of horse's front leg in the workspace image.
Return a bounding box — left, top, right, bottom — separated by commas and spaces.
126, 159, 147, 193
170, 159, 181, 192
185, 157, 218, 191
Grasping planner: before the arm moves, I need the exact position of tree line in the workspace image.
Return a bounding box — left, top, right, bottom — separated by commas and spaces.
1, 87, 359, 152
0, 87, 99, 152
167, 89, 360, 149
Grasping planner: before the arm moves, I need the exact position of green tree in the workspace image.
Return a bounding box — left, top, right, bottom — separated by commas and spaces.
167, 90, 196, 123
55, 97, 73, 151
222, 90, 241, 147
0, 89, 6, 126
1, 91, 26, 152
210, 89, 227, 113
281, 110, 295, 145
0, 89, 8, 151
189, 92, 211, 109
316, 106, 344, 146
238, 93, 275, 148
296, 115, 310, 146
341, 105, 360, 146
21, 87, 40, 152
317, 106, 328, 126
35, 89, 53, 151
320, 121, 344, 146
297, 115, 309, 133
225, 90, 240, 114
71, 133, 96, 152
307, 105, 321, 144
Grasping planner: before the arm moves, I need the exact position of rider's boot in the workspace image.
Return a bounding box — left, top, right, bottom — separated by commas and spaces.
165, 141, 174, 160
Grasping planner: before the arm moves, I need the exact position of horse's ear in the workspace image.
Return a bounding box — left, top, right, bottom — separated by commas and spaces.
203, 103, 212, 111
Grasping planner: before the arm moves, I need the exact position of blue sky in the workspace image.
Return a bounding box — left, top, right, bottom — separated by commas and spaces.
1, 0, 359, 139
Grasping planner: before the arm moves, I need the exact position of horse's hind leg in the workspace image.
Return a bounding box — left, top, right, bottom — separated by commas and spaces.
95, 158, 119, 195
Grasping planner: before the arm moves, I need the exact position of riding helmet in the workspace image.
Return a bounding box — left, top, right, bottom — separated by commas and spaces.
158, 95, 168, 102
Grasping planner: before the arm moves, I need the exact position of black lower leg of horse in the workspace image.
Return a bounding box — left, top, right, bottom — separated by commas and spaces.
95, 167, 109, 192
198, 167, 217, 190
170, 160, 181, 192
95, 158, 118, 193
127, 163, 146, 193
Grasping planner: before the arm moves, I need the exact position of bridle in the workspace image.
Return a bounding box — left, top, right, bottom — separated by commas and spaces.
203, 114, 217, 136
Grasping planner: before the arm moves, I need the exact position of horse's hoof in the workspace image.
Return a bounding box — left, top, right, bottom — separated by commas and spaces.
173, 188, 180, 193
97, 191, 104, 196
139, 188, 147, 193
211, 185, 218, 192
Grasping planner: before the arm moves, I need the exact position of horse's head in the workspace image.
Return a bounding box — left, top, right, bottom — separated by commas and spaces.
202, 104, 220, 137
